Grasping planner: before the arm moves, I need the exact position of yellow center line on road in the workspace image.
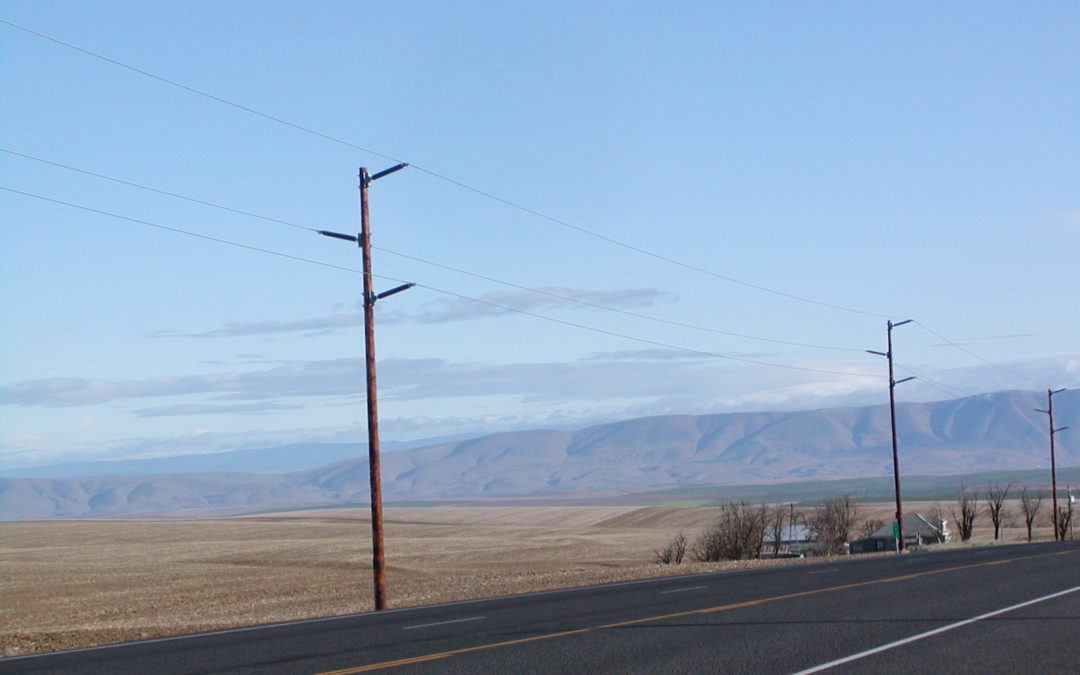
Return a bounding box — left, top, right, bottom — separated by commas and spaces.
313, 548, 1078, 674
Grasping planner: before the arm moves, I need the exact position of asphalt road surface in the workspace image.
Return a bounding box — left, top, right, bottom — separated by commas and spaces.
5, 541, 1078, 674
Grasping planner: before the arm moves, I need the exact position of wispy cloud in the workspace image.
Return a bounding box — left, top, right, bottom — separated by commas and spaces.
150, 287, 677, 338
930, 333, 1037, 347
383, 287, 678, 325
5, 344, 1077, 476
5, 354, 1077, 468
151, 314, 361, 338
131, 402, 303, 417
0, 425, 372, 469
0, 351, 839, 410
5, 352, 1077, 416
0, 359, 364, 407
583, 349, 713, 362
1021, 209, 1080, 235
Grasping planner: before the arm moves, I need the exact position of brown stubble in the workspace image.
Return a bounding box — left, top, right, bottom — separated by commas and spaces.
1, 501, 1049, 657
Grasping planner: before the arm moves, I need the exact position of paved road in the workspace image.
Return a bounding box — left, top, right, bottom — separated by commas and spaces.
5, 541, 1078, 674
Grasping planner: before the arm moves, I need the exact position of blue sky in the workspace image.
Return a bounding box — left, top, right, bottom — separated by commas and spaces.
2, 1, 1077, 469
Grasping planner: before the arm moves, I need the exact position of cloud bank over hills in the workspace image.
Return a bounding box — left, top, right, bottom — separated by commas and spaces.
4, 350, 1076, 471
2, 389, 1075, 520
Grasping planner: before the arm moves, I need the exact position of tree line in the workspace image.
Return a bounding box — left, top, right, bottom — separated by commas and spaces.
656, 494, 861, 564
953, 482, 1074, 543
657, 483, 1075, 564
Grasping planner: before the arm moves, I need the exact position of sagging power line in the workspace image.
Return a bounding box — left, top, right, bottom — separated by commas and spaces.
0, 148, 1036, 397
1, 20, 1045, 383
0, 148, 865, 355
1, 185, 883, 379
0, 147, 318, 233
1, 18, 895, 319
913, 321, 1043, 388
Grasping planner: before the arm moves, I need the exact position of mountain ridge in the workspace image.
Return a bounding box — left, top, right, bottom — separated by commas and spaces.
0, 433, 482, 479
2, 389, 1076, 520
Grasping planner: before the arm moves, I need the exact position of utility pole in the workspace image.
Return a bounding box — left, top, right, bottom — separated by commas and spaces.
319, 163, 411, 610
1035, 388, 1068, 541
868, 319, 914, 553
1069, 486, 1075, 541
789, 502, 796, 553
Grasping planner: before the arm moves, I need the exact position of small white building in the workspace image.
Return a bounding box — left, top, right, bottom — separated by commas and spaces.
763, 524, 815, 556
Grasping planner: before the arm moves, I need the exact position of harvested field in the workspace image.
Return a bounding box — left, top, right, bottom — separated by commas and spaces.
0, 501, 1062, 657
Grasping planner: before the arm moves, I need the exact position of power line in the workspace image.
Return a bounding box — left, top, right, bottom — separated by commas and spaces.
1, 156, 1049, 395
913, 321, 1043, 388
1, 186, 349, 274
1, 147, 317, 232
892, 363, 971, 399
9, 19, 1045, 389
376, 247, 865, 353
2, 18, 895, 320
3, 147, 864, 353
1, 9, 1046, 391
407, 282, 883, 378
2, 185, 882, 379
403, 167, 895, 319
0, 20, 402, 165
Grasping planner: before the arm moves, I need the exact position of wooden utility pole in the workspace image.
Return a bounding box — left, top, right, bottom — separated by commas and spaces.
358, 167, 387, 609
868, 319, 914, 553
319, 163, 410, 610
1036, 387, 1068, 541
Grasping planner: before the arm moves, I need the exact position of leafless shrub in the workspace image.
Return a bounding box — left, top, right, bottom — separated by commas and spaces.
655, 532, 688, 565
952, 484, 979, 541
859, 518, 886, 538
807, 494, 858, 555
1019, 487, 1043, 543
692, 501, 769, 561
985, 482, 1013, 541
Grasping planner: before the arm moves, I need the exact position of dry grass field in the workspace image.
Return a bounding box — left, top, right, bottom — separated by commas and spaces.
0, 500, 1063, 657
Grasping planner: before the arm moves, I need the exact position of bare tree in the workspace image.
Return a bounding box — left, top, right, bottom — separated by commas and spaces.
767, 503, 788, 556
928, 503, 948, 543
1019, 487, 1043, 543
655, 532, 688, 565
807, 494, 859, 555
860, 518, 886, 538
952, 484, 979, 542
985, 482, 1013, 541
1056, 502, 1074, 541
693, 502, 769, 561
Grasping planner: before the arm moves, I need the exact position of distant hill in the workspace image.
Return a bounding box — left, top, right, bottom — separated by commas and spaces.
0, 434, 478, 479
2, 389, 1076, 520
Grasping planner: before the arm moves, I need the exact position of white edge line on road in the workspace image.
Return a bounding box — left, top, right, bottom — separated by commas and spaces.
790, 584, 1080, 675
807, 568, 839, 575
402, 616, 486, 631
659, 585, 707, 594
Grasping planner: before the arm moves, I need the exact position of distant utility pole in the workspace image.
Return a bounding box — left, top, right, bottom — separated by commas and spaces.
1069, 486, 1075, 541
1035, 387, 1068, 541
319, 163, 412, 610
868, 319, 914, 553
